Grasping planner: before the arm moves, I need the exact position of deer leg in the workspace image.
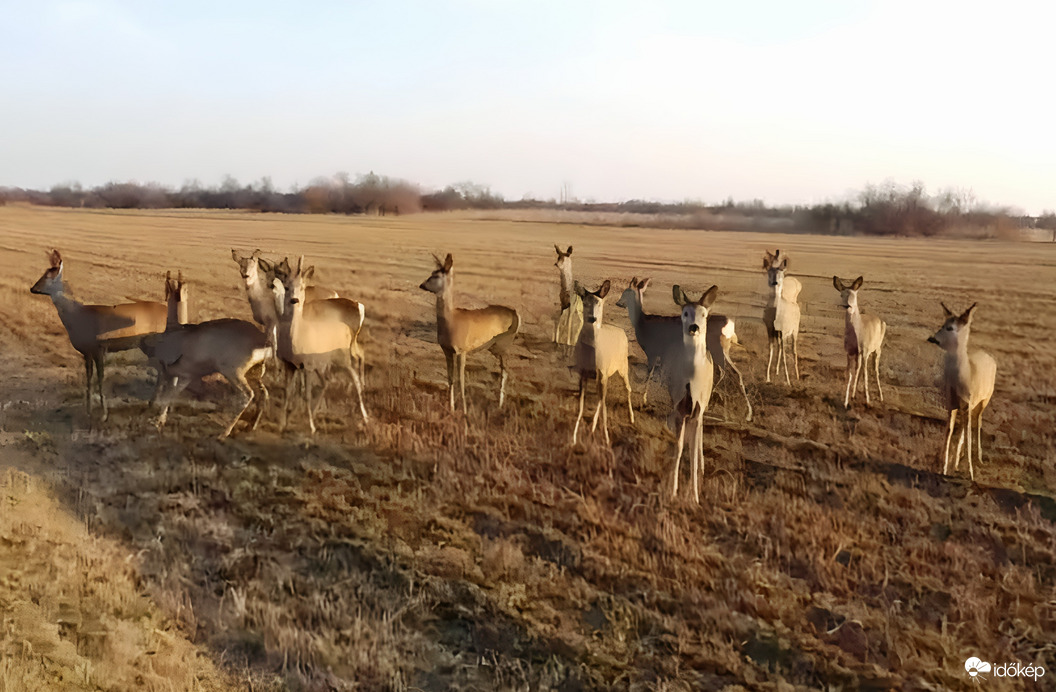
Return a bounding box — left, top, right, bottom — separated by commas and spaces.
672, 415, 686, 498
349, 362, 369, 422
965, 406, 974, 481
83, 355, 94, 418
942, 408, 958, 475
623, 368, 634, 425
459, 353, 468, 415
765, 338, 773, 383
155, 375, 192, 430
303, 368, 317, 435
844, 354, 855, 408
95, 352, 109, 422
250, 363, 270, 431
572, 377, 586, 444
861, 353, 871, 406
725, 355, 752, 422
642, 357, 659, 406
590, 377, 608, 444
495, 353, 507, 409
976, 405, 984, 467
874, 349, 884, 402
781, 334, 792, 387
280, 365, 297, 433
554, 309, 562, 343
693, 409, 704, 505
220, 366, 256, 439
444, 350, 456, 411
792, 332, 801, 381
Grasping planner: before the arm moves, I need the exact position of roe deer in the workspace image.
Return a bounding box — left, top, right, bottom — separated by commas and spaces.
277, 256, 369, 433
668, 285, 718, 503
231, 248, 281, 347
419, 253, 520, 414
928, 303, 997, 481
833, 276, 886, 407
553, 245, 584, 346
31, 249, 168, 421
141, 270, 271, 439
615, 278, 752, 421
572, 280, 634, 445
762, 249, 802, 385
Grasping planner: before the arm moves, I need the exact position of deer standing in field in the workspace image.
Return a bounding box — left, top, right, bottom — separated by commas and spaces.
668, 285, 718, 503
762, 249, 802, 385
571, 280, 634, 445
231, 249, 281, 347
616, 278, 752, 421
928, 303, 997, 480
833, 276, 886, 408
419, 253, 520, 414
30, 249, 169, 421
140, 271, 272, 438
553, 245, 584, 347
277, 256, 369, 433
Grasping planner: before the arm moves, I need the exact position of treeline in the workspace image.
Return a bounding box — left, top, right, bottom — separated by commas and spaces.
1, 175, 1051, 238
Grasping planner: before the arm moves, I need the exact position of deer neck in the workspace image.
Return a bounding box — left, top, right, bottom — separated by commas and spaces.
434, 284, 456, 323
48, 284, 83, 329
943, 332, 973, 405
246, 276, 278, 326
558, 264, 574, 310
845, 305, 864, 337
624, 293, 645, 334
768, 282, 787, 314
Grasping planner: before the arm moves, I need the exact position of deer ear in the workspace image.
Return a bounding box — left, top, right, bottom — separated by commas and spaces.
554, 244, 562, 256
958, 302, 977, 325
832, 276, 842, 291
628, 277, 637, 288
252, 249, 262, 259
443, 254, 454, 272
941, 302, 954, 318
297, 255, 304, 273
700, 285, 719, 309
566, 246, 573, 256
597, 280, 610, 298
304, 266, 315, 281
177, 270, 183, 283
779, 257, 789, 270
574, 280, 586, 298
258, 258, 273, 272
762, 258, 770, 270
672, 285, 687, 306
851, 276, 863, 290
230, 248, 240, 262
639, 277, 651, 291
50, 249, 63, 268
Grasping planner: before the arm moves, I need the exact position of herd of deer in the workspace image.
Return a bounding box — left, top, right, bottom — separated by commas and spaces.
29, 245, 997, 501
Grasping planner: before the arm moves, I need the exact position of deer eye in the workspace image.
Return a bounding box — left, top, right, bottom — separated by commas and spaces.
946, 326, 953, 331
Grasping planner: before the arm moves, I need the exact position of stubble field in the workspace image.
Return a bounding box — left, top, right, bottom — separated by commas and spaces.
1, 204, 1054, 691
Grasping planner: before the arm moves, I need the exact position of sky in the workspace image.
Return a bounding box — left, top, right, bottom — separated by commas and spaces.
2, 0, 1054, 213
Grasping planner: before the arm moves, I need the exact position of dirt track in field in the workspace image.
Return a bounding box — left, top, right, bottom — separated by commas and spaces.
1, 204, 1054, 690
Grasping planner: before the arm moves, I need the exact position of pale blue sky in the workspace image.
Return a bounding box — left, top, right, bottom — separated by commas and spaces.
2, 1, 1053, 212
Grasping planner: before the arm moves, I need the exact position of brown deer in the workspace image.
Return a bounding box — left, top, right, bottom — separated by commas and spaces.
31, 249, 168, 421
572, 280, 634, 445
762, 249, 802, 385
616, 278, 752, 421
141, 271, 272, 439
419, 253, 520, 413
667, 285, 718, 503
928, 303, 997, 480
833, 276, 886, 407
553, 245, 583, 346
277, 256, 368, 433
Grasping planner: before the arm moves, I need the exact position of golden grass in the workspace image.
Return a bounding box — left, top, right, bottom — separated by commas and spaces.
0, 204, 1054, 690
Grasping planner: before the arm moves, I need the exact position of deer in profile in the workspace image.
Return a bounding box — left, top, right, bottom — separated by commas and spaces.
277, 256, 369, 433
553, 245, 584, 347
571, 280, 634, 445
419, 253, 520, 413
833, 276, 886, 408
667, 285, 718, 503
762, 249, 802, 385
30, 249, 169, 421
616, 277, 752, 421
140, 271, 272, 439
928, 303, 997, 481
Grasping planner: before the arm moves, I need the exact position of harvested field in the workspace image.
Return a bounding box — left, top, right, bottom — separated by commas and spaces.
1, 204, 1054, 690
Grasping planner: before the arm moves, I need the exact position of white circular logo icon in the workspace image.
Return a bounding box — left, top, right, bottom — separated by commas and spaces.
965, 657, 992, 677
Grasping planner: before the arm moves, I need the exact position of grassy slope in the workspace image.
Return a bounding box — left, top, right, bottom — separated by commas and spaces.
0, 205, 1053, 690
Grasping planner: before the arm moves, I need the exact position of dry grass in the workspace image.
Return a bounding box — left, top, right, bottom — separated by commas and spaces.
0, 204, 1054, 690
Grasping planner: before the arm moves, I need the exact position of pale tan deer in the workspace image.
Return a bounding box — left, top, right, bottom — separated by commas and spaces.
231, 249, 281, 346
833, 276, 887, 408
667, 285, 718, 503
615, 277, 752, 420
419, 253, 520, 413
571, 280, 634, 445
762, 249, 802, 385
30, 249, 168, 421
928, 303, 997, 481
141, 271, 272, 439
277, 256, 368, 433
553, 245, 584, 346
